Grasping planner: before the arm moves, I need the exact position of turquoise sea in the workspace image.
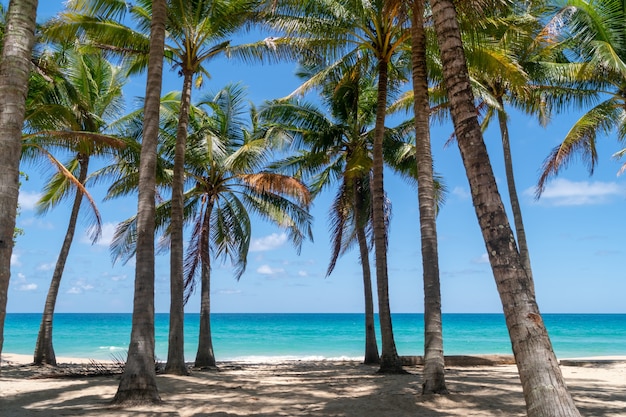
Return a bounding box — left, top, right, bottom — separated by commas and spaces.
3, 313, 625, 362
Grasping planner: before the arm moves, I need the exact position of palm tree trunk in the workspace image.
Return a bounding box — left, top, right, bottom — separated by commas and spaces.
112, 0, 166, 404
372, 59, 403, 374
431, 1, 580, 415
411, 0, 448, 395
0, 0, 38, 358
195, 202, 216, 368
164, 69, 194, 375
34, 154, 89, 366
354, 179, 379, 365
496, 98, 534, 288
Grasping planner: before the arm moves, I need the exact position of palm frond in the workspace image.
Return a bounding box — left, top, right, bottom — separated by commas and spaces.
537, 98, 622, 195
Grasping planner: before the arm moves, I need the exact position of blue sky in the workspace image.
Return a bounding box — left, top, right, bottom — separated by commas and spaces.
6, 1, 626, 314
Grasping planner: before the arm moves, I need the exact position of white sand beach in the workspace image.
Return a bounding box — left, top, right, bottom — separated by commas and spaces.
1, 353, 625, 416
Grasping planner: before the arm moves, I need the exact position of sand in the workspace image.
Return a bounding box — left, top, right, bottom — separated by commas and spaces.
1, 353, 625, 416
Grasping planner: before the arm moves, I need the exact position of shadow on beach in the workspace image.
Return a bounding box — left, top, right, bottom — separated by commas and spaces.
1, 358, 625, 417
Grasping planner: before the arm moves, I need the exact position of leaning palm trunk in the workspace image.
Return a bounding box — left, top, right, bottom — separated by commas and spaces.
411, 0, 447, 395
496, 98, 533, 288
195, 203, 216, 368
372, 60, 403, 373
165, 70, 195, 376
34, 155, 89, 366
112, 0, 167, 404
431, 1, 580, 415
354, 180, 379, 365
0, 0, 39, 358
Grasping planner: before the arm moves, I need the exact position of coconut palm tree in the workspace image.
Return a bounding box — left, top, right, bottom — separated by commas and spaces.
0, 0, 39, 358
430, 0, 581, 415
456, 0, 586, 290
112, 83, 313, 369
112, 0, 167, 404
160, 0, 259, 375
21, 47, 127, 366
409, 0, 447, 395
537, 0, 626, 192
261, 64, 386, 365
263, 0, 410, 373
49, 0, 261, 376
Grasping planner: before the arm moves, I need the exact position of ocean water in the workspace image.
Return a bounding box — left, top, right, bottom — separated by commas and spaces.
3, 313, 625, 362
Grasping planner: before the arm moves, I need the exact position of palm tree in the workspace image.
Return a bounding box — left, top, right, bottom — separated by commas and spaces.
430, 0, 581, 415
457, 1, 576, 290
261, 64, 387, 365
22, 48, 127, 366
264, 0, 410, 373
188, 87, 311, 368
409, 0, 447, 395
51, 0, 261, 375
112, 84, 313, 369
0, 0, 39, 358
157, 0, 260, 375
537, 0, 626, 192
112, 0, 167, 404
399, 2, 546, 294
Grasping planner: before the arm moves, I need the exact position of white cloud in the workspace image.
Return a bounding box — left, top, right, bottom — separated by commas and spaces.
18, 191, 41, 211
452, 186, 471, 200
527, 178, 625, 206
298, 270, 308, 277
83, 222, 118, 247
20, 218, 54, 229
472, 253, 490, 264
67, 279, 94, 294
10, 253, 21, 267
256, 264, 285, 276
217, 289, 242, 295
19, 283, 37, 291
250, 233, 288, 252
110, 274, 127, 282
16, 272, 37, 291
37, 262, 55, 272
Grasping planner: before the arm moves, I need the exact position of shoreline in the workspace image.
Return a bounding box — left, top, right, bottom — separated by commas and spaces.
1, 353, 625, 416
4, 352, 626, 367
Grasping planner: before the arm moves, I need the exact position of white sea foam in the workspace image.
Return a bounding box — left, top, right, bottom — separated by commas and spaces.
99, 346, 126, 352
222, 355, 362, 363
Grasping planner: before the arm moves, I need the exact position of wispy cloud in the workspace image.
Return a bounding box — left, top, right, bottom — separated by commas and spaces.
67, 279, 94, 294
452, 186, 471, 200
250, 233, 287, 252
216, 289, 242, 295
10, 253, 21, 267
37, 262, 55, 271
527, 178, 626, 206
13, 271, 37, 291
472, 253, 490, 264
110, 274, 127, 282
256, 264, 285, 276
82, 222, 118, 247
19, 283, 37, 291
18, 191, 41, 211
19, 218, 54, 229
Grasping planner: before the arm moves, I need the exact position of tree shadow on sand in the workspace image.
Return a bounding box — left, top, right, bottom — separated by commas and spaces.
1, 361, 624, 417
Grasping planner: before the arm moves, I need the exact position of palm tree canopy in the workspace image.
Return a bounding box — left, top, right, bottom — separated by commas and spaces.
110, 84, 313, 301
46, 0, 260, 80
537, 0, 626, 193
21, 47, 128, 242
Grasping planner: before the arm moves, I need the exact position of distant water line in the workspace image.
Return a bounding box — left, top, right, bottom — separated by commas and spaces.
3, 313, 625, 362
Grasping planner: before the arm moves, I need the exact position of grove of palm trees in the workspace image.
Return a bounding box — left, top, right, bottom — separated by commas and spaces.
1, 1, 625, 416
